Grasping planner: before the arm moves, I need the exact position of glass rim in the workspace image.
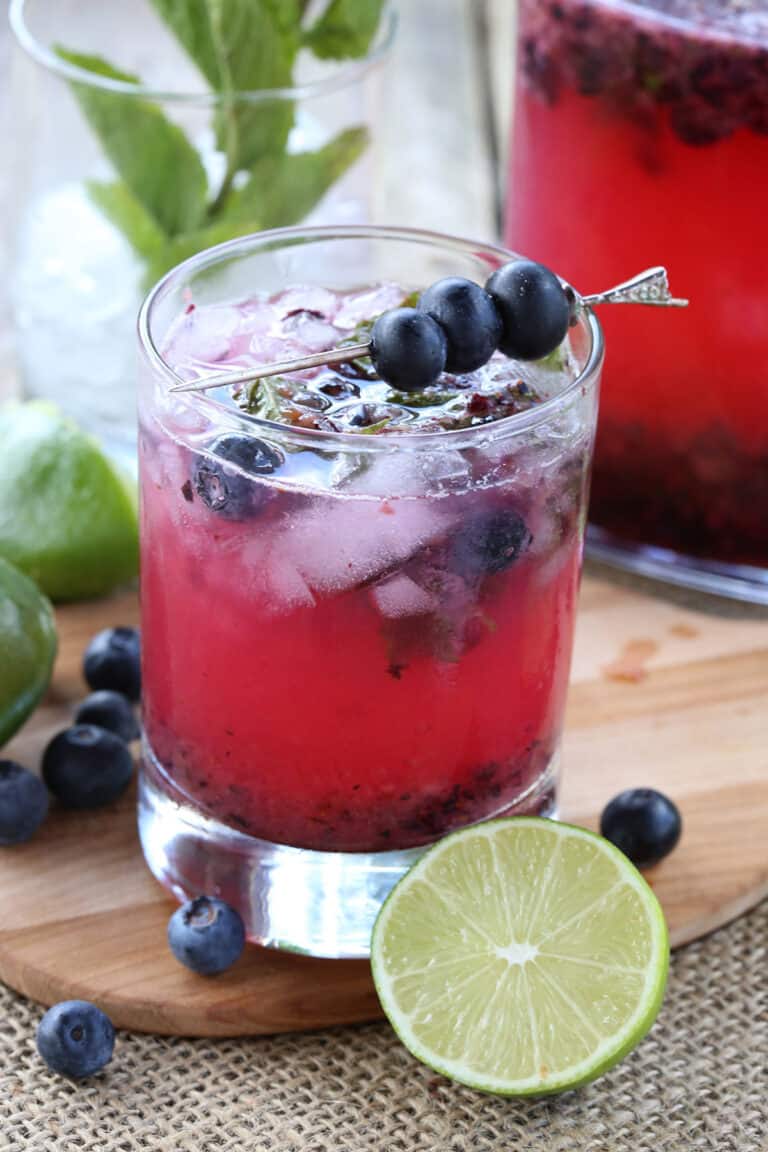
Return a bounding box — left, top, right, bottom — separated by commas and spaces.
9, 0, 397, 105
571, 0, 767, 49
138, 224, 604, 453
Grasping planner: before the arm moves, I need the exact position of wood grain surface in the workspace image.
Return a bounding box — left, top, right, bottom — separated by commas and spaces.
0, 573, 766, 1037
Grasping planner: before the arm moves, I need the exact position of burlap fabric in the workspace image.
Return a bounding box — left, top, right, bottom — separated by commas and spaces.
0, 902, 765, 1152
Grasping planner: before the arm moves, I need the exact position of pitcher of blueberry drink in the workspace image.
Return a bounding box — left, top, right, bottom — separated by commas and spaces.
507, 0, 768, 603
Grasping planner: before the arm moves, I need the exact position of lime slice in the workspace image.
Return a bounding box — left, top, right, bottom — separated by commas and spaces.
0, 556, 57, 746
0, 402, 138, 601
371, 818, 669, 1096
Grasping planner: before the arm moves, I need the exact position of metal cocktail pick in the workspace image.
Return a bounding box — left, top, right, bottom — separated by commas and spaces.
168, 266, 688, 395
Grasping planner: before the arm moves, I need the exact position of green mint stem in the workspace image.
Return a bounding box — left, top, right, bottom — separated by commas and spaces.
207, 158, 237, 220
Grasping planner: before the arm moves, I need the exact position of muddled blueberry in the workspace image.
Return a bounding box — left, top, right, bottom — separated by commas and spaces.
339, 402, 407, 430
74, 691, 139, 743
450, 509, 532, 576
318, 378, 360, 400
42, 725, 134, 809
346, 403, 378, 427
0, 760, 48, 845
36, 1000, 115, 1079
167, 896, 246, 976
192, 434, 283, 520
600, 788, 682, 869
485, 260, 570, 361
370, 308, 447, 392
290, 390, 332, 412
417, 278, 502, 374
83, 627, 141, 701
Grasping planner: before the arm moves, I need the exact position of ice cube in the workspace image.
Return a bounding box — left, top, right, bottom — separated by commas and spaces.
164, 305, 242, 367
334, 283, 407, 328
263, 551, 317, 612
277, 498, 456, 593
273, 286, 339, 320
419, 449, 472, 491
371, 572, 437, 618
237, 535, 316, 613
280, 311, 341, 352
343, 450, 426, 498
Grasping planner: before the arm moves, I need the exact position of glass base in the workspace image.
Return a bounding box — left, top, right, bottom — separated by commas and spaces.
587, 525, 768, 607
138, 744, 559, 959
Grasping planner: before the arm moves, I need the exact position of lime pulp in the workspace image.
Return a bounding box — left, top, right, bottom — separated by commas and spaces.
371, 817, 669, 1095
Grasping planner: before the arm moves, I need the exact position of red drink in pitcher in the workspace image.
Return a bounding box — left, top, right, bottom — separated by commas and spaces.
508, 0, 768, 590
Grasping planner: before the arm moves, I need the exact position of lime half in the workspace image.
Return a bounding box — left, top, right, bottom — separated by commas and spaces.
0, 556, 57, 747
371, 818, 669, 1096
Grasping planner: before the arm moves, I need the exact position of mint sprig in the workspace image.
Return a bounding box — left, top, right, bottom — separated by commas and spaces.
56, 49, 209, 238
304, 0, 387, 59
237, 376, 285, 422
56, 0, 386, 285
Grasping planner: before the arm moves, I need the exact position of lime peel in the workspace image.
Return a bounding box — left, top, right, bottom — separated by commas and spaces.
0, 556, 57, 747
0, 401, 139, 601
371, 817, 669, 1096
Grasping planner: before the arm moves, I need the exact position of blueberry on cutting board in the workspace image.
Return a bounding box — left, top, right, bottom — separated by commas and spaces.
168, 896, 246, 976
0, 760, 48, 845
74, 690, 139, 743
600, 788, 682, 868
42, 726, 133, 809
83, 627, 141, 701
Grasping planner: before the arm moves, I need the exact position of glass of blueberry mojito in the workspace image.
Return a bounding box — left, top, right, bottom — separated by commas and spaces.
137, 226, 603, 957
508, 0, 768, 602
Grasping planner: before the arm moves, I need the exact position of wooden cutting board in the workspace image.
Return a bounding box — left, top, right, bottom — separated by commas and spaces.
1, 570, 767, 1037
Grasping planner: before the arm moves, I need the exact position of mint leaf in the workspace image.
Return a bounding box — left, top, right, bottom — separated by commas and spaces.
55, 48, 208, 238
148, 0, 302, 88
224, 125, 368, 229
258, 0, 304, 35
207, 0, 297, 172
304, 0, 386, 59
147, 0, 222, 88
86, 181, 168, 260
238, 376, 286, 421
358, 417, 392, 434
387, 390, 460, 408
536, 344, 568, 371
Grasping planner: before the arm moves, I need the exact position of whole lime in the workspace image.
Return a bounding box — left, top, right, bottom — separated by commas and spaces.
0, 402, 139, 601
0, 557, 57, 747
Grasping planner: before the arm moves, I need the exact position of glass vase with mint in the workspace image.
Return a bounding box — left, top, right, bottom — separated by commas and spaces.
8, 0, 394, 467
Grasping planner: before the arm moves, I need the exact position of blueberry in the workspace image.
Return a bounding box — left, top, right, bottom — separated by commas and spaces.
600, 788, 682, 869
450, 509, 532, 576
418, 278, 502, 374
42, 725, 133, 809
485, 260, 570, 361
36, 1000, 115, 1079
74, 691, 139, 743
0, 761, 48, 845
167, 896, 246, 976
370, 308, 447, 392
192, 434, 283, 520
83, 627, 141, 701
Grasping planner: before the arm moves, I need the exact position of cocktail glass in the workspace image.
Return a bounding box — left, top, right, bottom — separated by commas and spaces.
507, 0, 768, 602
137, 225, 603, 957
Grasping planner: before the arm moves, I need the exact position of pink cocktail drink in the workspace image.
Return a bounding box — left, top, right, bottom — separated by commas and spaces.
508, 0, 768, 594
137, 228, 602, 956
